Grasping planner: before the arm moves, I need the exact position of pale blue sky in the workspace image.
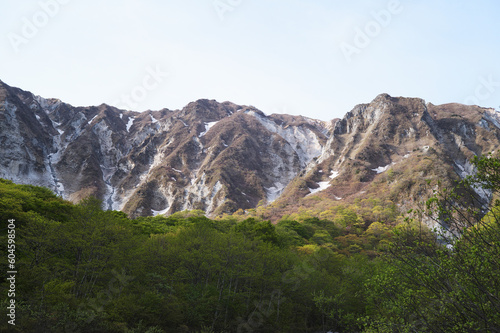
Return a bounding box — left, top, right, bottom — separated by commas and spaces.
1, 0, 499, 120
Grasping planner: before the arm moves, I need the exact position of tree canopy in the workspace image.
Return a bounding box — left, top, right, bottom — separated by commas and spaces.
1, 154, 500, 332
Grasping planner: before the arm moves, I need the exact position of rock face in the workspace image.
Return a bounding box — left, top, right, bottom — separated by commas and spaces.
265, 94, 500, 221
2, 81, 500, 218
0, 80, 329, 217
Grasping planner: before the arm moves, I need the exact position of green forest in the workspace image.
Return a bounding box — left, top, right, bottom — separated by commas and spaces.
1, 155, 499, 332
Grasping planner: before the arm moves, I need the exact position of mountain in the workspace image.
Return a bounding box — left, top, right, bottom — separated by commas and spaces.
0, 80, 331, 217
261, 94, 500, 223
1, 80, 500, 219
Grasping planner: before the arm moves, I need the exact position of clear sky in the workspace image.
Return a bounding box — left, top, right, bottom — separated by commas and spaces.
1, 0, 499, 120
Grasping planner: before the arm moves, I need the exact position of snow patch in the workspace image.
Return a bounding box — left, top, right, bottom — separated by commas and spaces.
329, 170, 339, 179
199, 121, 218, 137
372, 164, 392, 174
152, 207, 169, 216
126, 117, 135, 132
307, 181, 331, 196
88, 114, 98, 125
150, 114, 158, 124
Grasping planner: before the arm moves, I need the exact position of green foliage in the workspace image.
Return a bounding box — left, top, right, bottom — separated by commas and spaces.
363, 153, 500, 332
5, 150, 499, 333
0, 178, 73, 223
233, 217, 279, 245
277, 219, 311, 239
1, 181, 350, 331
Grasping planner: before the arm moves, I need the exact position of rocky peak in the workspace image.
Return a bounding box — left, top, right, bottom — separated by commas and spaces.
0, 80, 331, 217
3, 79, 500, 221
259, 94, 500, 223
180, 99, 237, 122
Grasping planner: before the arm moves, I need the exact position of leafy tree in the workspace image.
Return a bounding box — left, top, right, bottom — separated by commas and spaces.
365, 153, 500, 332
277, 219, 311, 239
233, 218, 279, 245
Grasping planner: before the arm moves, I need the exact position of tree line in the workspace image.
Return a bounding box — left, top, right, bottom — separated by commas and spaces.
0, 154, 499, 332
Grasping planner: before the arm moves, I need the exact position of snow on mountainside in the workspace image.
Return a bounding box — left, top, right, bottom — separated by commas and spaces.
2, 80, 500, 220
258, 94, 500, 221
0, 80, 328, 217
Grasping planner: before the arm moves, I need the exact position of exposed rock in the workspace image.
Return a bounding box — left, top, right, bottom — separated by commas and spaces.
0, 80, 328, 217
2, 79, 500, 219
264, 94, 500, 221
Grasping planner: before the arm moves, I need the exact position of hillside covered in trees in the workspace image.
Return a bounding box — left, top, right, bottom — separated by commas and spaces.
1, 155, 500, 332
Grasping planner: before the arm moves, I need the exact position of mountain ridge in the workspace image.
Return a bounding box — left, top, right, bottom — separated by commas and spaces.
1, 79, 500, 220
244, 93, 500, 222
0, 80, 329, 217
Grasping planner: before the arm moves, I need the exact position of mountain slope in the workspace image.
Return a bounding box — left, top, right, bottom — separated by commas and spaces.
2, 81, 500, 219
0, 80, 329, 217
259, 94, 500, 221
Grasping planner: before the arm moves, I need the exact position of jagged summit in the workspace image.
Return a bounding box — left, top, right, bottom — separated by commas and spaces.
258, 94, 500, 221
0, 80, 328, 217
1, 80, 500, 219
